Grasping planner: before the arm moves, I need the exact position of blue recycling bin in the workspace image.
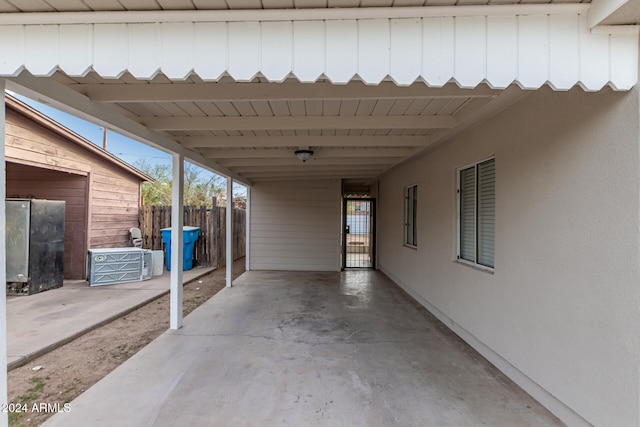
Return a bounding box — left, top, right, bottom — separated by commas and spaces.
160, 226, 200, 271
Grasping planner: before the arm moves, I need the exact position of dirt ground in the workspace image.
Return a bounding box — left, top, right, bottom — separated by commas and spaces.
6, 259, 246, 427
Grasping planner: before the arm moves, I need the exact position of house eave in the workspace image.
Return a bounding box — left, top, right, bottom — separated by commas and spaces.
5, 94, 155, 183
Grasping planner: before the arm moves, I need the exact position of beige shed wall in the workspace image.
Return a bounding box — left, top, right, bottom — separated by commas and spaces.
249, 179, 340, 271
377, 86, 640, 427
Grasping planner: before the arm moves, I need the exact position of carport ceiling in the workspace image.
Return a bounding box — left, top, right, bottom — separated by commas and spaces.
49, 72, 523, 184
2, 0, 600, 185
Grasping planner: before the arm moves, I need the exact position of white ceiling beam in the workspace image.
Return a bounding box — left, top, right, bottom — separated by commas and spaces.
199, 147, 417, 159
588, 0, 630, 28
219, 157, 404, 167
245, 176, 378, 182
250, 175, 377, 185
75, 81, 498, 103
232, 164, 390, 173
6, 72, 252, 186
179, 135, 429, 148
0, 5, 589, 25
242, 170, 381, 179
143, 115, 455, 131
250, 175, 376, 183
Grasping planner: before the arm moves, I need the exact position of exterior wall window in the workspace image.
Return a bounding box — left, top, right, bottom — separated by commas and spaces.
457, 158, 495, 268
404, 184, 417, 247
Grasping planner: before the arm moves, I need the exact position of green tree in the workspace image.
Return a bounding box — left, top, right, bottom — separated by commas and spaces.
135, 160, 227, 208
136, 159, 172, 205
183, 163, 226, 207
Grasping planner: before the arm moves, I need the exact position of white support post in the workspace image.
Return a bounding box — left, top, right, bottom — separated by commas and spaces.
226, 177, 233, 287
170, 153, 184, 330
245, 186, 251, 271
0, 80, 8, 427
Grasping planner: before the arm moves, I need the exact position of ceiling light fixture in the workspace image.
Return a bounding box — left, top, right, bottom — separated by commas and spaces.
295, 149, 314, 162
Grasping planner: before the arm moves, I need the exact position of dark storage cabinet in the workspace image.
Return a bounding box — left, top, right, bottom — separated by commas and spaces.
6, 199, 65, 295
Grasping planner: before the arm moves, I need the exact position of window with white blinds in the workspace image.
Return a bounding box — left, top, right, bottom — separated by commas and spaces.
459, 167, 476, 263
404, 184, 417, 247
458, 158, 495, 268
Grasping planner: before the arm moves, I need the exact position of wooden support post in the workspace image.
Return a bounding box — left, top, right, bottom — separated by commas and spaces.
226, 177, 233, 287
170, 153, 184, 330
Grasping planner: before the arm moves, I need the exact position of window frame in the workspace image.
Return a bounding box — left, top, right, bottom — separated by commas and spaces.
404, 183, 418, 248
456, 157, 495, 271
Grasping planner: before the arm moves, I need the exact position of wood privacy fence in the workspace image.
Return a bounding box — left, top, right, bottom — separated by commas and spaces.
138, 204, 246, 269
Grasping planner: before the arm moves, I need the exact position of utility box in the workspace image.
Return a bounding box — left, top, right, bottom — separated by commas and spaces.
151, 250, 164, 276
87, 248, 152, 286
141, 249, 152, 281
6, 199, 65, 295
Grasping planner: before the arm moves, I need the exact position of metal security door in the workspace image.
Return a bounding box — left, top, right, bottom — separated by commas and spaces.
343, 199, 375, 268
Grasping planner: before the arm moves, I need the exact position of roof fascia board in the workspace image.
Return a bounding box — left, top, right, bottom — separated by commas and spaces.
588, 0, 630, 28
6, 73, 252, 187
0, 5, 589, 25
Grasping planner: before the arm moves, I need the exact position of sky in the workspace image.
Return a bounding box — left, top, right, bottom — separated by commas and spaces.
10, 93, 246, 196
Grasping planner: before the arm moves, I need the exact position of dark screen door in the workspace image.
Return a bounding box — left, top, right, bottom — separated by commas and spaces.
343, 199, 375, 268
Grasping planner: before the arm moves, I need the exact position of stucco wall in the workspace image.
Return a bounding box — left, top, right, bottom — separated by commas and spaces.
249, 179, 340, 271
377, 86, 640, 427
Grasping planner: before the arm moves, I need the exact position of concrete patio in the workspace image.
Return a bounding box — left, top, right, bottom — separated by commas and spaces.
43, 270, 562, 427
7, 266, 214, 370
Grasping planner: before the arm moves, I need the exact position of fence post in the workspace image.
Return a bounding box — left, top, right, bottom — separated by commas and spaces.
219, 206, 225, 269
199, 205, 206, 267
212, 197, 219, 268
138, 200, 246, 270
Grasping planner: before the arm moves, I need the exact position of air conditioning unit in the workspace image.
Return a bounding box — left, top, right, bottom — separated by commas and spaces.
87, 248, 153, 286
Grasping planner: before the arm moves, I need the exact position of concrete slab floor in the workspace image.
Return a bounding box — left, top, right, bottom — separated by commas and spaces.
43, 270, 563, 427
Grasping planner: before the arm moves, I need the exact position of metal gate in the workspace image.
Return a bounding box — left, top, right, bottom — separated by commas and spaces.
343, 198, 375, 269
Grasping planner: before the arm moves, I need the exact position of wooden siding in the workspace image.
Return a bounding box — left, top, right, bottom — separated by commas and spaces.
88, 166, 141, 249
6, 162, 87, 280
250, 179, 340, 271
5, 108, 143, 278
